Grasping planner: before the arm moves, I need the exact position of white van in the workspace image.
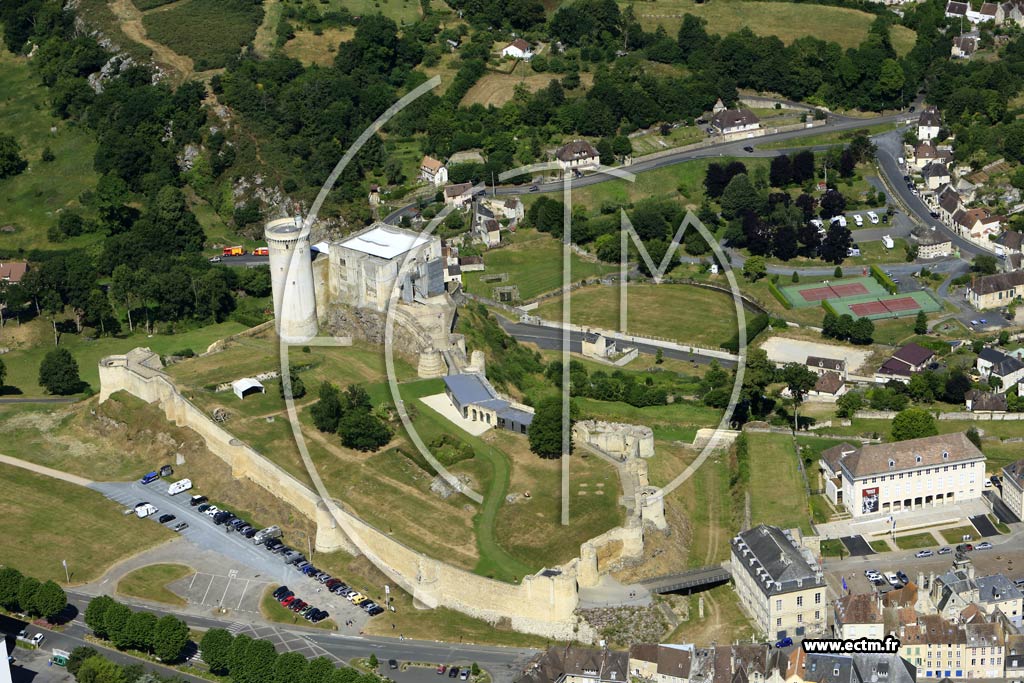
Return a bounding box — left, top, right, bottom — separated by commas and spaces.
830, 215, 847, 228
167, 478, 193, 496
135, 503, 158, 518
868, 211, 879, 224
853, 214, 864, 227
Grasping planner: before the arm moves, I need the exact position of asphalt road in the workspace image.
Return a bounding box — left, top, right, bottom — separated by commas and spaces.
497, 318, 737, 368
0, 397, 78, 405
220, 254, 269, 268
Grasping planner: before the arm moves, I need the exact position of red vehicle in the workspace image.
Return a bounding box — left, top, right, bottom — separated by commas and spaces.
281, 596, 295, 607
222, 245, 244, 256
251, 247, 269, 256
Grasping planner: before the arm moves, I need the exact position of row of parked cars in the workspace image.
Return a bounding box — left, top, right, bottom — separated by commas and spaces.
284, 561, 386, 617
272, 585, 330, 624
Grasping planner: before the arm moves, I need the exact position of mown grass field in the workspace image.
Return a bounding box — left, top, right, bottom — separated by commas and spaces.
746, 433, 811, 534
758, 122, 902, 150
0, 318, 248, 397
0, 49, 100, 252
282, 28, 355, 66
0, 464, 173, 583
462, 229, 618, 301
142, 0, 263, 70
534, 282, 739, 348
462, 67, 594, 107
893, 532, 938, 550
116, 563, 192, 605
625, 0, 916, 55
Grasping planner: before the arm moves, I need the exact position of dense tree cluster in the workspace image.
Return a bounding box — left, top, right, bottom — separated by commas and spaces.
84, 595, 189, 662
310, 382, 392, 452
822, 310, 875, 345
546, 360, 669, 407
0, 566, 67, 621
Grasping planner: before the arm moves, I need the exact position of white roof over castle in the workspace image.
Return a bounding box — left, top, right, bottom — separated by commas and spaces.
337, 225, 430, 260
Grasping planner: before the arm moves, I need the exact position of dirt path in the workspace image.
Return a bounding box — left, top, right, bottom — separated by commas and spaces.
253, 0, 281, 57
0, 452, 94, 487
108, 0, 194, 84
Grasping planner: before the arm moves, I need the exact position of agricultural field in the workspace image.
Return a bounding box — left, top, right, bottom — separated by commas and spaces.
461, 228, 619, 301
535, 282, 740, 349
0, 49, 100, 252
624, 1, 916, 56
142, 0, 264, 70
0, 463, 173, 583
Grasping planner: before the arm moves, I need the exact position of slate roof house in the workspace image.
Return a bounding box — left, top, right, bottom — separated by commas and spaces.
875, 343, 935, 383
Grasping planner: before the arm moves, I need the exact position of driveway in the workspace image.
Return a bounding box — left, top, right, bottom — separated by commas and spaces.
840, 536, 875, 557
969, 514, 1000, 538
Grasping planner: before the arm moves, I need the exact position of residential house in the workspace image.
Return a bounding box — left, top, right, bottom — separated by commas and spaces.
936, 186, 961, 224
932, 561, 1024, 629
581, 331, 618, 361
997, 0, 1024, 22
0, 261, 27, 284
911, 226, 953, 259
953, 207, 1002, 240
952, 34, 979, 58
964, 621, 1005, 678
459, 255, 484, 272
971, 1, 999, 21
955, 176, 978, 201
875, 342, 935, 383
479, 218, 501, 248
964, 389, 1008, 413
419, 155, 448, 186
731, 524, 827, 639
832, 593, 884, 640
806, 356, 846, 379
899, 613, 968, 678
818, 432, 986, 517
994, 229, 1022, 260
501, 38, 533, 61
515, 646, 628, 683
966, 271, 1024, 309
913, 141, 940, 169
918, 107, 942, 141
945, 0, 969, 17
809, 372, 847, 401
976, 575, 1024, 627
710, 109, 761, 136
1005, 634, 1024, 680
786, 650, 916, 683
976, 347, 1024, 391
443, 182, 474, 209
555, 140, 600, 174
922, 162, 951, 190
628, 644, 695, 683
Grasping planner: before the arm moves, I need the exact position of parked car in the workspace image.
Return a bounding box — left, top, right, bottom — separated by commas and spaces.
203, 505, 220, 517
159, 465, 174, 477
976, 541, 993, 550
274, 586, 289, 599
915, 550, 933, 558
243, 527, 259, 539
190, 495, 208, 507
173, 522, 189, 532
281, 595, 295, 607
743, 145, 754, 153
388, 660, 399, 671
30, 634, 45, 646
367, 605, 384, 616
460, 670, 469, 680
140, 471, 160, 485
449, 668, 460, 678
158, 514, 176, 524
896, 570, 910, 585
775, 637, 793, 649
437, 666, 448, 675
885, 572, 900, 586
938, 547, 952, 555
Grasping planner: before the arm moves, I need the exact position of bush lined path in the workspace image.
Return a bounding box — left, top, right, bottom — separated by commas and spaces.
109, 0, 195, 83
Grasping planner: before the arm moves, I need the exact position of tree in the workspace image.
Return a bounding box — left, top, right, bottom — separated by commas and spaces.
102, 602, 133, 648
596, 137, 614, 166
972, 254, 998, 275
273, 651, 310, 683
782, 363, 818, 431
152, 615, 189, 662
791, 150, 815, 182
720, 174, 763, 220
834, 266, 843, 278
338, 411, 392, 452
742, 255, 766, 282
85, 595, 117, 638
39, 347, 83, 395
67, 647, 99, 677
965, 426, 982, 449
368, 654, 379, 669
791, 271, 800, 283
278, 368, 306, 400
944, 369, 972, 404
17, 576, 40, 615
914, 310, 928, 335
836, 391, 863, 418
0, 566, 23, 610
819, 190, 846, 220
123, 610, 157, 651
849, 317, 874, 345
76, 657, 127, 683
820, 223, 852, 264
891, 407, 938, 441
769, 154, 792, 187
0, 134, 28, 179
528, 395, 577, 458
201, 628, 234, 675
33, 580, 67, 621
311, 382, 343, 433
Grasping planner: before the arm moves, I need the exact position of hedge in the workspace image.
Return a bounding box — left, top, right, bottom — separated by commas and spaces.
821, 298, 839, 317
767, 280, 792, 309
870, 264, 897, 295
721, 313, 769, 353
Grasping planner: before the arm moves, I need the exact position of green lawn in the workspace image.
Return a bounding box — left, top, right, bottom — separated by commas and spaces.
0, 463, 173, 583
1, 320, 249, 397
758, 122, 902, 150
116, 563, 192, 606
0, 49, 100, 252
626, 1, 916, 56
893, 532, 937, 550
747, 433, 811, 534
820, 539, 845, 557
462, 228, 618, 301
534, 282, 740, 348
940, 525, 977, 544
630, 125, 706, 155
869, 540, 892, 552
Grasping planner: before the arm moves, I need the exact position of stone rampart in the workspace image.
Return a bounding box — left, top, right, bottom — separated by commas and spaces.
99, 348, 591, 641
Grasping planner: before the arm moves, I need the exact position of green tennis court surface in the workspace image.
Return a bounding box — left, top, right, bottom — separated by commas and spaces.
826, 290, 942, 320
779, 275, 888, 308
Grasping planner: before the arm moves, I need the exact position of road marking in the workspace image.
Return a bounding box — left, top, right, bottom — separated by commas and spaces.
228, 569, 238, 579
219, 575, 233, 605
236, 579, 250, 609
188, 572, 198, 590
200, 574, 216, 605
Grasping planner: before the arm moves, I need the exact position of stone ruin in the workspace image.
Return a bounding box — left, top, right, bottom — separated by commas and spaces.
573, 420, 655, 460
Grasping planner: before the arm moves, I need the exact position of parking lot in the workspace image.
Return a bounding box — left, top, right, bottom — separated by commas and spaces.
226, 622, 343, 663
90, 480, 371, 629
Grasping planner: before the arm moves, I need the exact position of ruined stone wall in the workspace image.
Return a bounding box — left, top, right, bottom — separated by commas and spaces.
98, 349, 591, 642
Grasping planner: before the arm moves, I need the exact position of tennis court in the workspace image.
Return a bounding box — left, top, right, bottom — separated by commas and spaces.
779, 276, 888, 308
827, 290, 943, 320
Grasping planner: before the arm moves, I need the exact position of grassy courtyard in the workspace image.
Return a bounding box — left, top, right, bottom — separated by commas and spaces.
534, 282, 740, 349
746, 433, 812, 534
116, 563, 193, 606
0, 464, 173, 583
462, 229, 618, 301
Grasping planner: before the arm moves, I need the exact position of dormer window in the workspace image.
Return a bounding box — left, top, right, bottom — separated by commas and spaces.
916, 455, 923, 464
889, 459, 896, 468
943, 451, 949, 459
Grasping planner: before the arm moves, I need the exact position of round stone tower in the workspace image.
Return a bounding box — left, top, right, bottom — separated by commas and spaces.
265, 217, 318, 343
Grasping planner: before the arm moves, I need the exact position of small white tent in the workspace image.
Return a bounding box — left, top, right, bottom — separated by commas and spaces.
232, 377, 265, 400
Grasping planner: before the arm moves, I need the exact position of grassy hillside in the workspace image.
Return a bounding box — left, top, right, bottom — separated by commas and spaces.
142, 0, 264, 70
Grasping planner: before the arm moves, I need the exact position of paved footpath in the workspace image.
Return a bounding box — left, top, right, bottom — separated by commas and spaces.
0, 453, 94, 487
